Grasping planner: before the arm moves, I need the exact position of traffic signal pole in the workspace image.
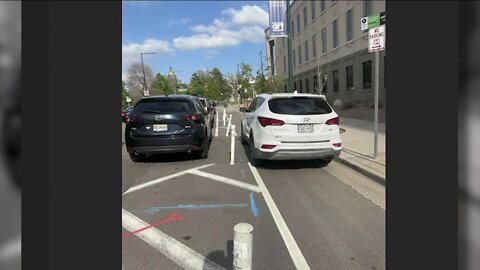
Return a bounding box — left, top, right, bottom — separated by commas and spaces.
286, 0, 294, 92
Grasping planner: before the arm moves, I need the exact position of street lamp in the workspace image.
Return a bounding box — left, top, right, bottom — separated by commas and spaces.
140, 51, 159, 96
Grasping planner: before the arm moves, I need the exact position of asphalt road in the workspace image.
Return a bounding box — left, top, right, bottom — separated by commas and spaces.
122, 109, 385, 270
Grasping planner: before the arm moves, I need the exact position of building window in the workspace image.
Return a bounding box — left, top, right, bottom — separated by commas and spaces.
311, 0, 316, 20
333, 69, 339, 92
363, 60, 372, 89
313, 75, 318, 91
283, 56, 286, 73
293, 49, 296, 67
299, 79, 303, 93
332, 19, 338, 48
312, 34, 317, 58
363, 0, 372, 17
346, 9, 353, 41
321, 27, 327, 53
305, 78, 310, 93
297, 14, 300, 34
346, 65, 353, 90
321, 0, 326, 12
305, 40, 309, 62
291, 21, 295, 36
298, 45, 302, 65
303, 7, 307, 28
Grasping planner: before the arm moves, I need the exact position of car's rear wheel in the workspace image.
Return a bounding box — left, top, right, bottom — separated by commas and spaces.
129, 152, 146, 162
249, 134, 261, 167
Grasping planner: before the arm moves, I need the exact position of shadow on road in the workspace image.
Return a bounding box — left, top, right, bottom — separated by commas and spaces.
239, 141, 329, 170
203, 240, 233, 270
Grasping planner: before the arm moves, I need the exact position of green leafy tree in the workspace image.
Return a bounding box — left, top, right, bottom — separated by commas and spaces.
238, 63, 253, 101
188, 72, 207, 97
122, 81, 128, 107
151, 73, 174, 96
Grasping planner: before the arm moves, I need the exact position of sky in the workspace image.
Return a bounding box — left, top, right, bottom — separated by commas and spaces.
122, 0, 272, 84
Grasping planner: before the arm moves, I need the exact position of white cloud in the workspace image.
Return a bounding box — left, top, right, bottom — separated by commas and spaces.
205, 50, 220, 59
165, 18, 192, 26
221, 5, 269, 26
173, 5, 268, 50
122, 39, 173, 68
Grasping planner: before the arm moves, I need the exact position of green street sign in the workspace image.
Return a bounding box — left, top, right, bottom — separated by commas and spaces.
368, 14, 380, 29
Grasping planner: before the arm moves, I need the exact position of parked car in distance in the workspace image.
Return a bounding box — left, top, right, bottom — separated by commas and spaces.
124, 95, 212, 162
122, 106, 133, 122
199, 97, 215, 126
239, 93, 342, 167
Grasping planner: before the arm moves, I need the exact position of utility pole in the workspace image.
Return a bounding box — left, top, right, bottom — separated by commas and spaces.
140, 53, 147, 96
286, 0, 294, 92
237, 64, 241, 106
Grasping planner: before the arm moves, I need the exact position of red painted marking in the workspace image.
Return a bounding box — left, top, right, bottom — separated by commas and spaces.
122, 212, 184, 239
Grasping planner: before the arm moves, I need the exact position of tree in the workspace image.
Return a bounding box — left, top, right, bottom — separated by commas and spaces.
122, 81, 129, 107
151, 73, 174, 96
238, 63, 253, 101
188, 72, 207, 97
125, 62, 154, 103
206, 68, 229, 101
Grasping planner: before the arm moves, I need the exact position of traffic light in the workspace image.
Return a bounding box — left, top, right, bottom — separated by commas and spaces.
204, 84, 208, 91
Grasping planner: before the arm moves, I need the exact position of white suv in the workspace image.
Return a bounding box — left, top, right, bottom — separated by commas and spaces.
240, 93, 342, 166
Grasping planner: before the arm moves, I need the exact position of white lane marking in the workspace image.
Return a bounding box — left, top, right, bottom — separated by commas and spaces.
215, 112, 219, 137
122, 209, 225, 270
248, 162, 311, 270
123, 164, 214, 195
189, 169, 261, 193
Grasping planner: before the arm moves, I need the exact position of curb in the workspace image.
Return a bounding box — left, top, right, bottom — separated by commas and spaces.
335, 156, 386, 186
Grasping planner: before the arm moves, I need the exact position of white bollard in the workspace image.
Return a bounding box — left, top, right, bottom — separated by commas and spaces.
226, 114, 232, 137
233, 223, 253, 270
215, 112, 219, 137
230, 125, 235, 165
223, 107, 226, 127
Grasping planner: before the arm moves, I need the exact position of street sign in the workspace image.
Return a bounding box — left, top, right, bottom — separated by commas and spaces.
361, 16, 368, 31
368, 13, 380, 29
368, 25, 385, 53
380, 11, 386, 25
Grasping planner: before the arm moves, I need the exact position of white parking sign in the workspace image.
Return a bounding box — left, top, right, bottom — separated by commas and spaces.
368, 25, 385, 53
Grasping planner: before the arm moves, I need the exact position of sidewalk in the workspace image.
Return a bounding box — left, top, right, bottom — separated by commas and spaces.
336, 117, 386, 185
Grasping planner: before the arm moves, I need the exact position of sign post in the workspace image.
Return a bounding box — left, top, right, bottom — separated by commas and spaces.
368, 24, 385, 159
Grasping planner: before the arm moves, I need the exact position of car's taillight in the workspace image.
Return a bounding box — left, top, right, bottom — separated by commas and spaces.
333, 142, 342, 147
326, 116, 339, 125
261, 144, 277, 149
258, 116, 285, 127
185, 114, 202, 124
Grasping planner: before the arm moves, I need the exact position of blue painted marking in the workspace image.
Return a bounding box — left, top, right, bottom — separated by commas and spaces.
145, 203, 249, 213
250, 192, 258, 217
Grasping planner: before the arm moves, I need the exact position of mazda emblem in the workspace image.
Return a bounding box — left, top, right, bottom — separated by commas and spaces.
155, 115, 162, 121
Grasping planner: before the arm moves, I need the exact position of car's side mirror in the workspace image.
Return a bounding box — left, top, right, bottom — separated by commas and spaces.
239, 107, 246, 113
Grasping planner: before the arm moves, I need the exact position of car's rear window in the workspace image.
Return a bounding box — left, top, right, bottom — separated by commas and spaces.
268, 97, 332, 115
199, 100, 207, 107
134, 99, 192, 114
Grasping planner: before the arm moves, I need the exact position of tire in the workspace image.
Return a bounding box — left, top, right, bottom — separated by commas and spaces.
249, 135, 261, 167
240, 124, 247, 145
195, 130, 209, 159
129, 152, 146, 162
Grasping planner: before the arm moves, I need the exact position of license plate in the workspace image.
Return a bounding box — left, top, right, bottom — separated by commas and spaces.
153, 124, 167, 132
298, 124, 314, 133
